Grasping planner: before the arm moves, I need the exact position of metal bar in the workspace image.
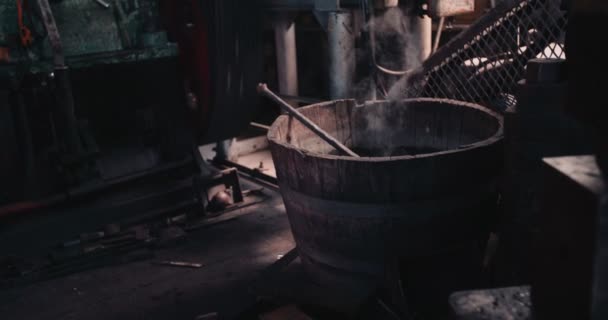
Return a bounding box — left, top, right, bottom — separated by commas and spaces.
0, 159, 193, 220
257, 83, 360, 157
114, 0, 132, 47
94, 0, 110, 8
376, 64, 412, 76
35, 0, 65, 67
432, 17, 446, 53
377, 298, 403, 320
153, 261, 203, 268
250, 122, 271, 131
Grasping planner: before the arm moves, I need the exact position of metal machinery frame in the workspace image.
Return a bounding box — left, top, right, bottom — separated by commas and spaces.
259, 0, 490, 105
261, 0, 433, 102
0, 0, 262, 224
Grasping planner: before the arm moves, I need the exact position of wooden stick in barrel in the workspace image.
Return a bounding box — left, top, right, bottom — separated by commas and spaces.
257, 83, 360, 158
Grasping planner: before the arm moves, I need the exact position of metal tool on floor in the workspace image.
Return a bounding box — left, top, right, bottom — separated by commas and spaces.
153, 260, 203, 268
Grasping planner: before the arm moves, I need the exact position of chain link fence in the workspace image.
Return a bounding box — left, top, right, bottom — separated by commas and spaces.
406, 0, 566, 110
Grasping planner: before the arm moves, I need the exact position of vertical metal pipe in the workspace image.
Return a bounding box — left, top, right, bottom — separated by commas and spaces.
432, 17, 446, 53
274, 13, 299, 107
328, 11, 355, 99
409, 13, 432, 63
363, 4, 378, 101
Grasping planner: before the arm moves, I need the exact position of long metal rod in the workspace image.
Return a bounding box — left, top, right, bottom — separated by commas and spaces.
257, 83, 360, 157
432, 17, 446, 53
36, 0, 65, 67
250, 122, 271, 131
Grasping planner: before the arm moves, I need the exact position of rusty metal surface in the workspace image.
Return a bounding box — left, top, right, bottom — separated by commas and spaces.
268, 98, 504, 284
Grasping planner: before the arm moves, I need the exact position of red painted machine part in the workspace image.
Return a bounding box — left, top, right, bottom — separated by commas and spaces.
160, 0, 212, 139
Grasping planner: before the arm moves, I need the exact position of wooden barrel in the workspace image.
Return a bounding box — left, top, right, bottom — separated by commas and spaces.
268, 98, 504, 285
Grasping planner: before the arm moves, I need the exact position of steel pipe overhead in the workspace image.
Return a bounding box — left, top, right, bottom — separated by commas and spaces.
274, 13, 300, 107
328, 11, 356, 99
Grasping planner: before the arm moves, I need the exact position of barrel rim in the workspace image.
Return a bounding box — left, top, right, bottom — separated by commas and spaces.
267, 97, 504, 162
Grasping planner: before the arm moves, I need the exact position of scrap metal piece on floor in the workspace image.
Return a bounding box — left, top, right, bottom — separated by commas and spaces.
0, 172, 265, 288
153, 260, 203, 269
449, 286, 531, 320
194, 312, 219, 320
0, 173, 290, 320
186, 191, 270, 231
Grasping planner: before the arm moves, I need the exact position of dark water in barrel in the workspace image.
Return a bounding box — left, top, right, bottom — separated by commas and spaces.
329, 146, 441, 157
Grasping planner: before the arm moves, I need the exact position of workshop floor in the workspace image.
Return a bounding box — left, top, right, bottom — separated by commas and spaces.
0, 178, 294, 320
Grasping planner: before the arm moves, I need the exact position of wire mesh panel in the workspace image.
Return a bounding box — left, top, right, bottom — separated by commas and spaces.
406, 0, 566, 109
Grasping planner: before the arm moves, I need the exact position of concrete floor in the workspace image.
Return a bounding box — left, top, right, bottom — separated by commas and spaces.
0, 177, 294, 320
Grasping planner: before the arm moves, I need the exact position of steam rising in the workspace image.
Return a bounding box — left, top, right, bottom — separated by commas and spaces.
347, 7, 430, 156
355, 7, 424, 101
